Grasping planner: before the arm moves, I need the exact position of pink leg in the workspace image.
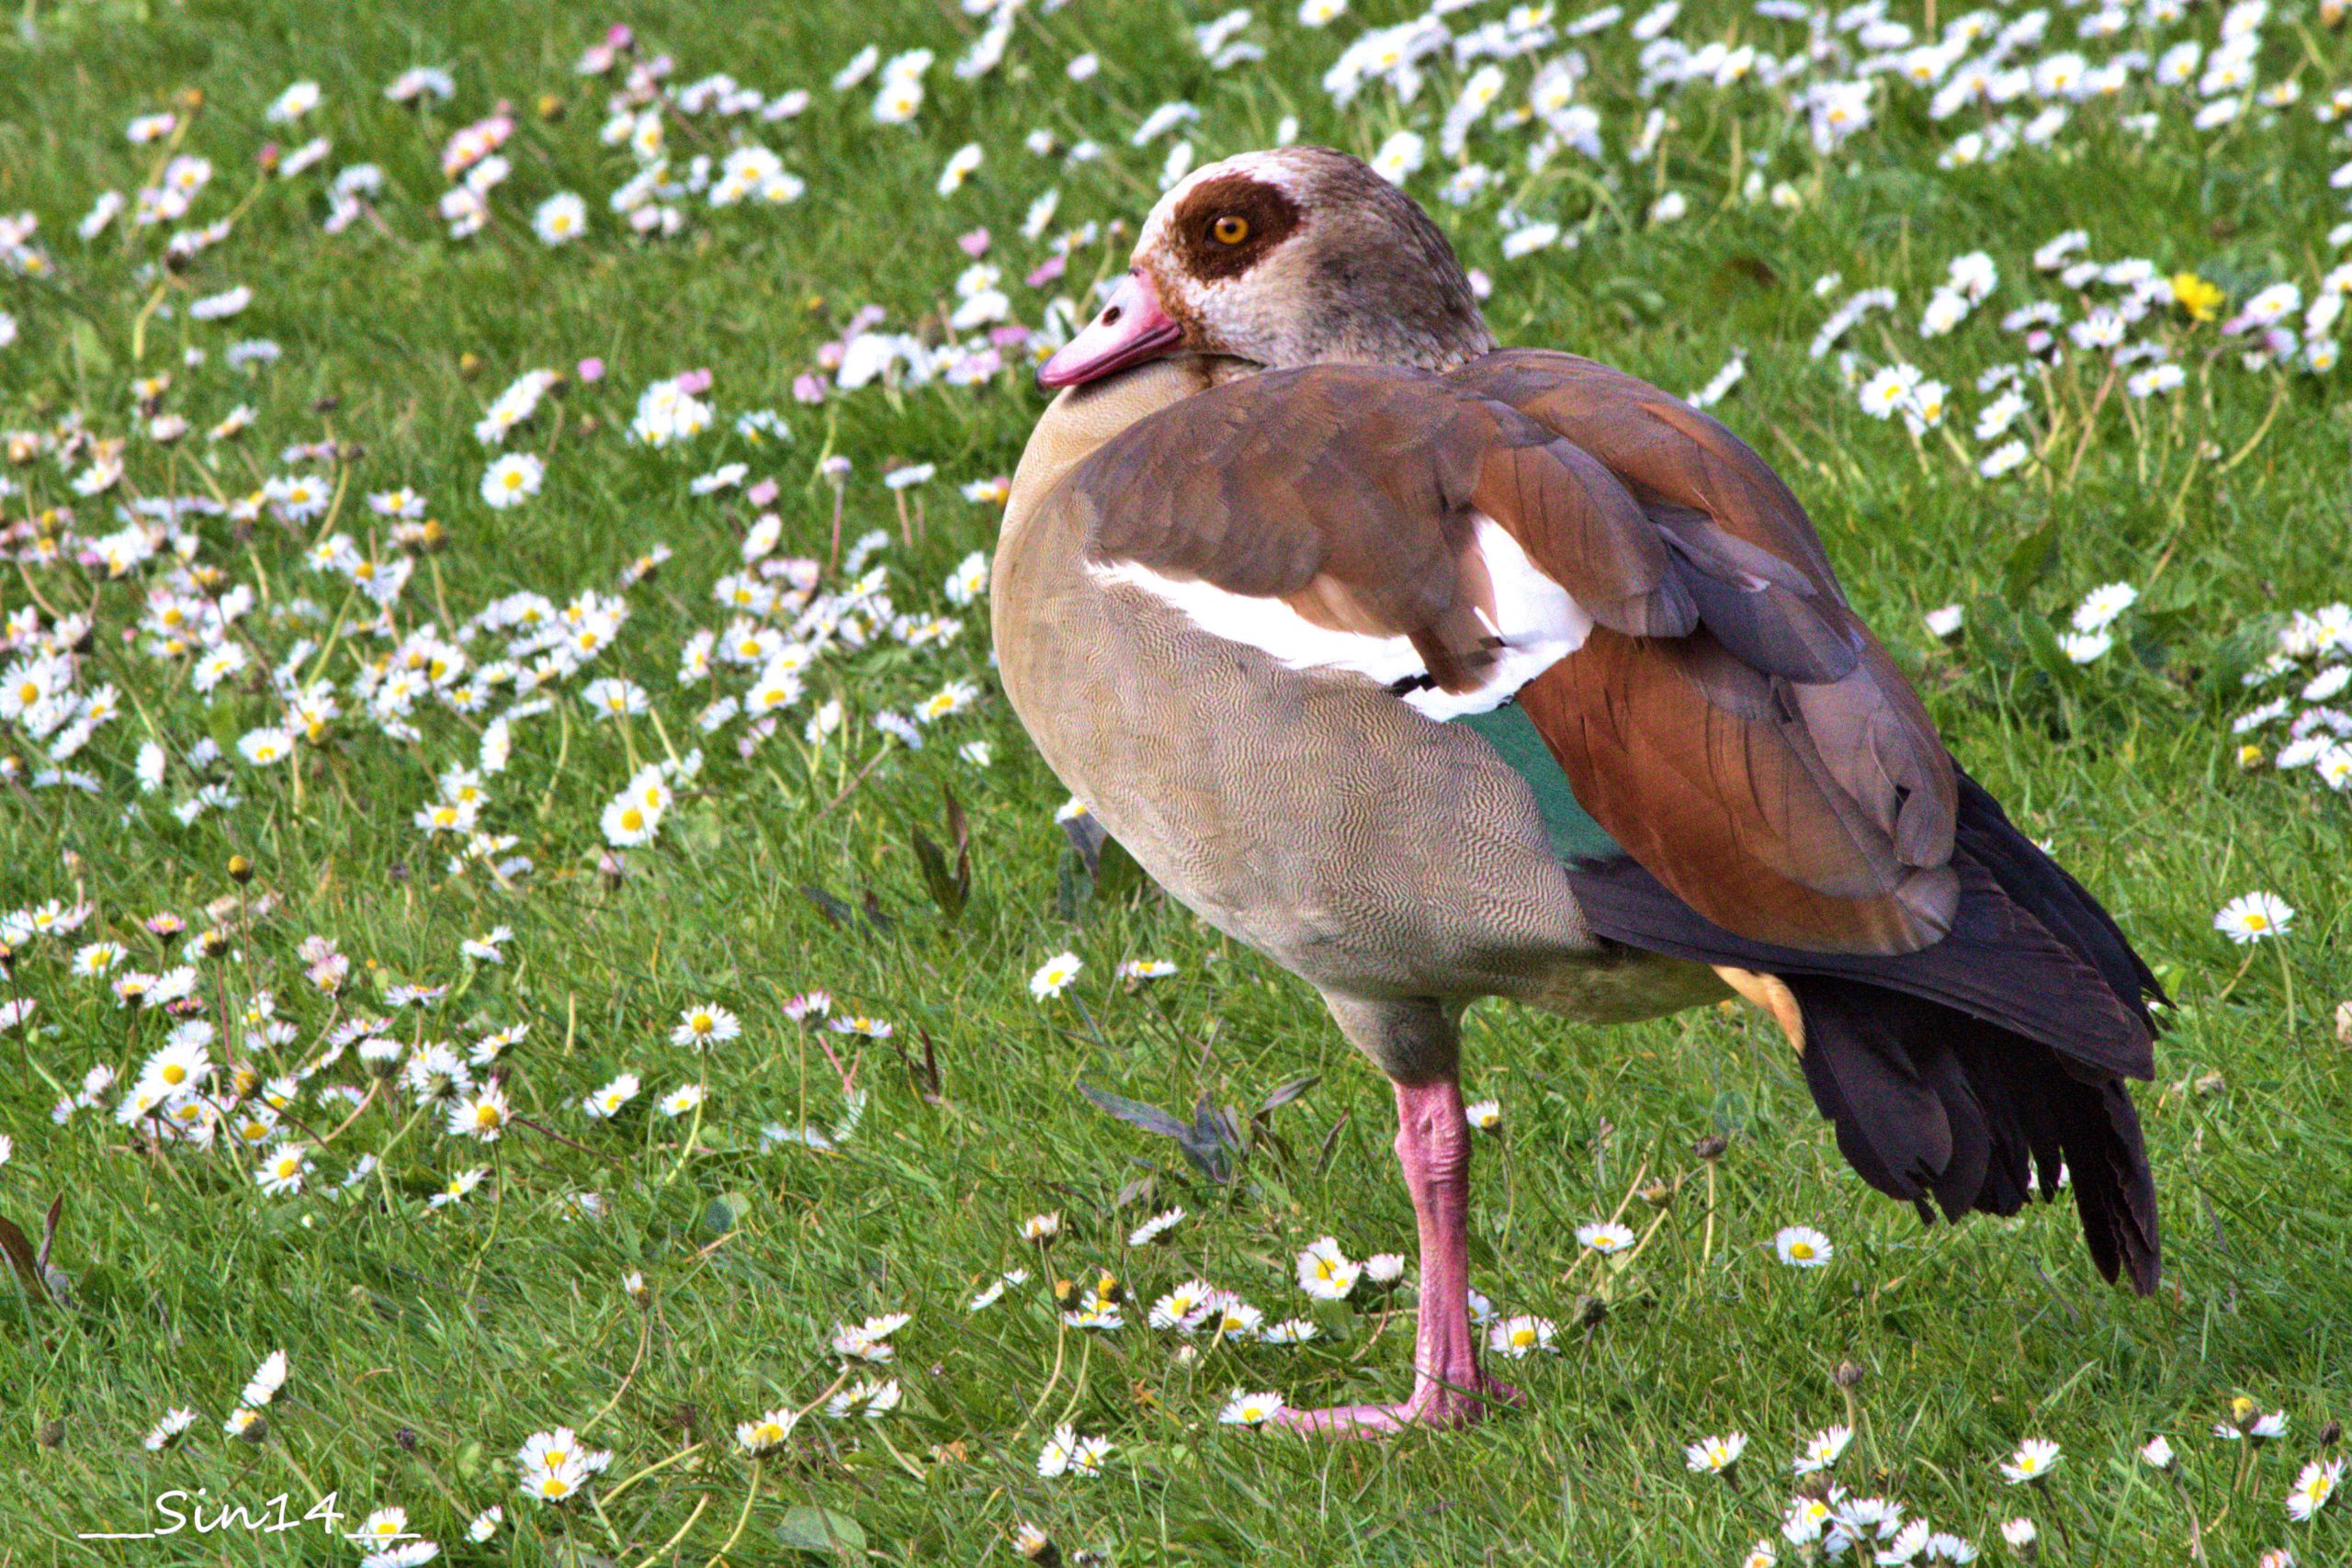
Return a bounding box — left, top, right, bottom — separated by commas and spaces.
1280, 1077, 1523, 1437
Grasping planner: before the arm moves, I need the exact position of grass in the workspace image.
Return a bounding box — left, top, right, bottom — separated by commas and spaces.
2, 0, 2349, 1562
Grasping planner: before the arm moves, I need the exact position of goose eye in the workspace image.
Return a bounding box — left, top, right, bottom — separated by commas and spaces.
1211, 214, 1250, 245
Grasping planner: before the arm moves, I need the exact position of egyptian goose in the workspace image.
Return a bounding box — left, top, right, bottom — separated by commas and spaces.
994, 148, 2160, 1435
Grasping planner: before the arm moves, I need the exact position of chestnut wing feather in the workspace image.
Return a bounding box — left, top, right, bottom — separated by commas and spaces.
1452, 350, 1959, 953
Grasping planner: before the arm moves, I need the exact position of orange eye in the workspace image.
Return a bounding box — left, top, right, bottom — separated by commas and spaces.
1211, 214, 1250, 245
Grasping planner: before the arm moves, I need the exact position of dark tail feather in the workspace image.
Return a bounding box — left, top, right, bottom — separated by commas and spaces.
1565, 772, 2162, 1293
1951, 770, 2164, 1024
1783, 975, 2160, 1293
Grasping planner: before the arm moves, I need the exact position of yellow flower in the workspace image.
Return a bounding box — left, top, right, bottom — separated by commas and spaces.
2173, 273, 2224, 324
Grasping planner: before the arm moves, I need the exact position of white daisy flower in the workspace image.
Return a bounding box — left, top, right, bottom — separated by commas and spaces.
1773, 1225, 1833, 1267
2214, 891, 2294, 943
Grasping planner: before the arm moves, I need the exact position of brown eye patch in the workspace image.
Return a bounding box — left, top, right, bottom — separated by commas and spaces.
1169, 175, 1304, 283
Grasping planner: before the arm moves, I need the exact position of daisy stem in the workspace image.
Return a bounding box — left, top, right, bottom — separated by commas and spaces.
373, 1099, 431, 1215
1841, 1380, 1874, 1474
461, 1145, 506, 1298
1937, 423, 1973, 470
1540, 161, 1628, 238
644, 705, 684, 769
536, 701, 573, 822
188, 449, 237, 513
317, 1077, 380, 1145
1498, 1127, 1517, 1241
2041, 1481, 2076, 1562
6, 964, 62, 1097
514, 1115, 622, 1166
2034, 365, 2068, 464
2169, 1474, 2209, 1565
128, 277, 172, 365
703, 1458, 761, 1568
588, 1489, 630, 1555
1051, 1334, 1094, 1433
11, 558, 74, 625
2060, 365, 2120, 491
425, 553, 460, 637
658, 1066, 709, 1189
2276, 940, 2296, 1033
628, 1491, 709, 1568
1611, 1203, 1676, 1277
2212, 375, 2287, 478
312, 458, 355, 553
1701, 1160, 1717, 1269
872, 1423, 927, 1482
2161, 433, 2204, 533
301, 583, 360, 692
616, 708, 644, 774
600, 1438, 704, 1505
798, 1367, 855, 1422
2120, 390, 2146, 485
579, 1315, 653, 1440
2210, 946, 2259, 1010
220, 166, 271, 229
1016, 1309, 1071, 1441
1070, 994, 1112, 1055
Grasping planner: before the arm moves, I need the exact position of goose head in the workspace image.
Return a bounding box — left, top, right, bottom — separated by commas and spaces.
1038, 147, 1495, 389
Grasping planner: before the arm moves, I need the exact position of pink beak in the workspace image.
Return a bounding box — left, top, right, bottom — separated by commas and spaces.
1037, 270, 1183, 389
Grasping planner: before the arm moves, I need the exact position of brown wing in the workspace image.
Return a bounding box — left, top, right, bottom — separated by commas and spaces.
1048, 360, 1957, 953
1452, 350, 1958, 953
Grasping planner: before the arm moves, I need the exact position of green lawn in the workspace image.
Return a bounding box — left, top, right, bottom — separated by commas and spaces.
3, 0, 2349, 1562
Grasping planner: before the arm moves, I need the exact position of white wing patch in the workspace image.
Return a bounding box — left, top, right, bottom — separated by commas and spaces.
1446, 518, 1594, 716
1088, 514, 1591, 721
